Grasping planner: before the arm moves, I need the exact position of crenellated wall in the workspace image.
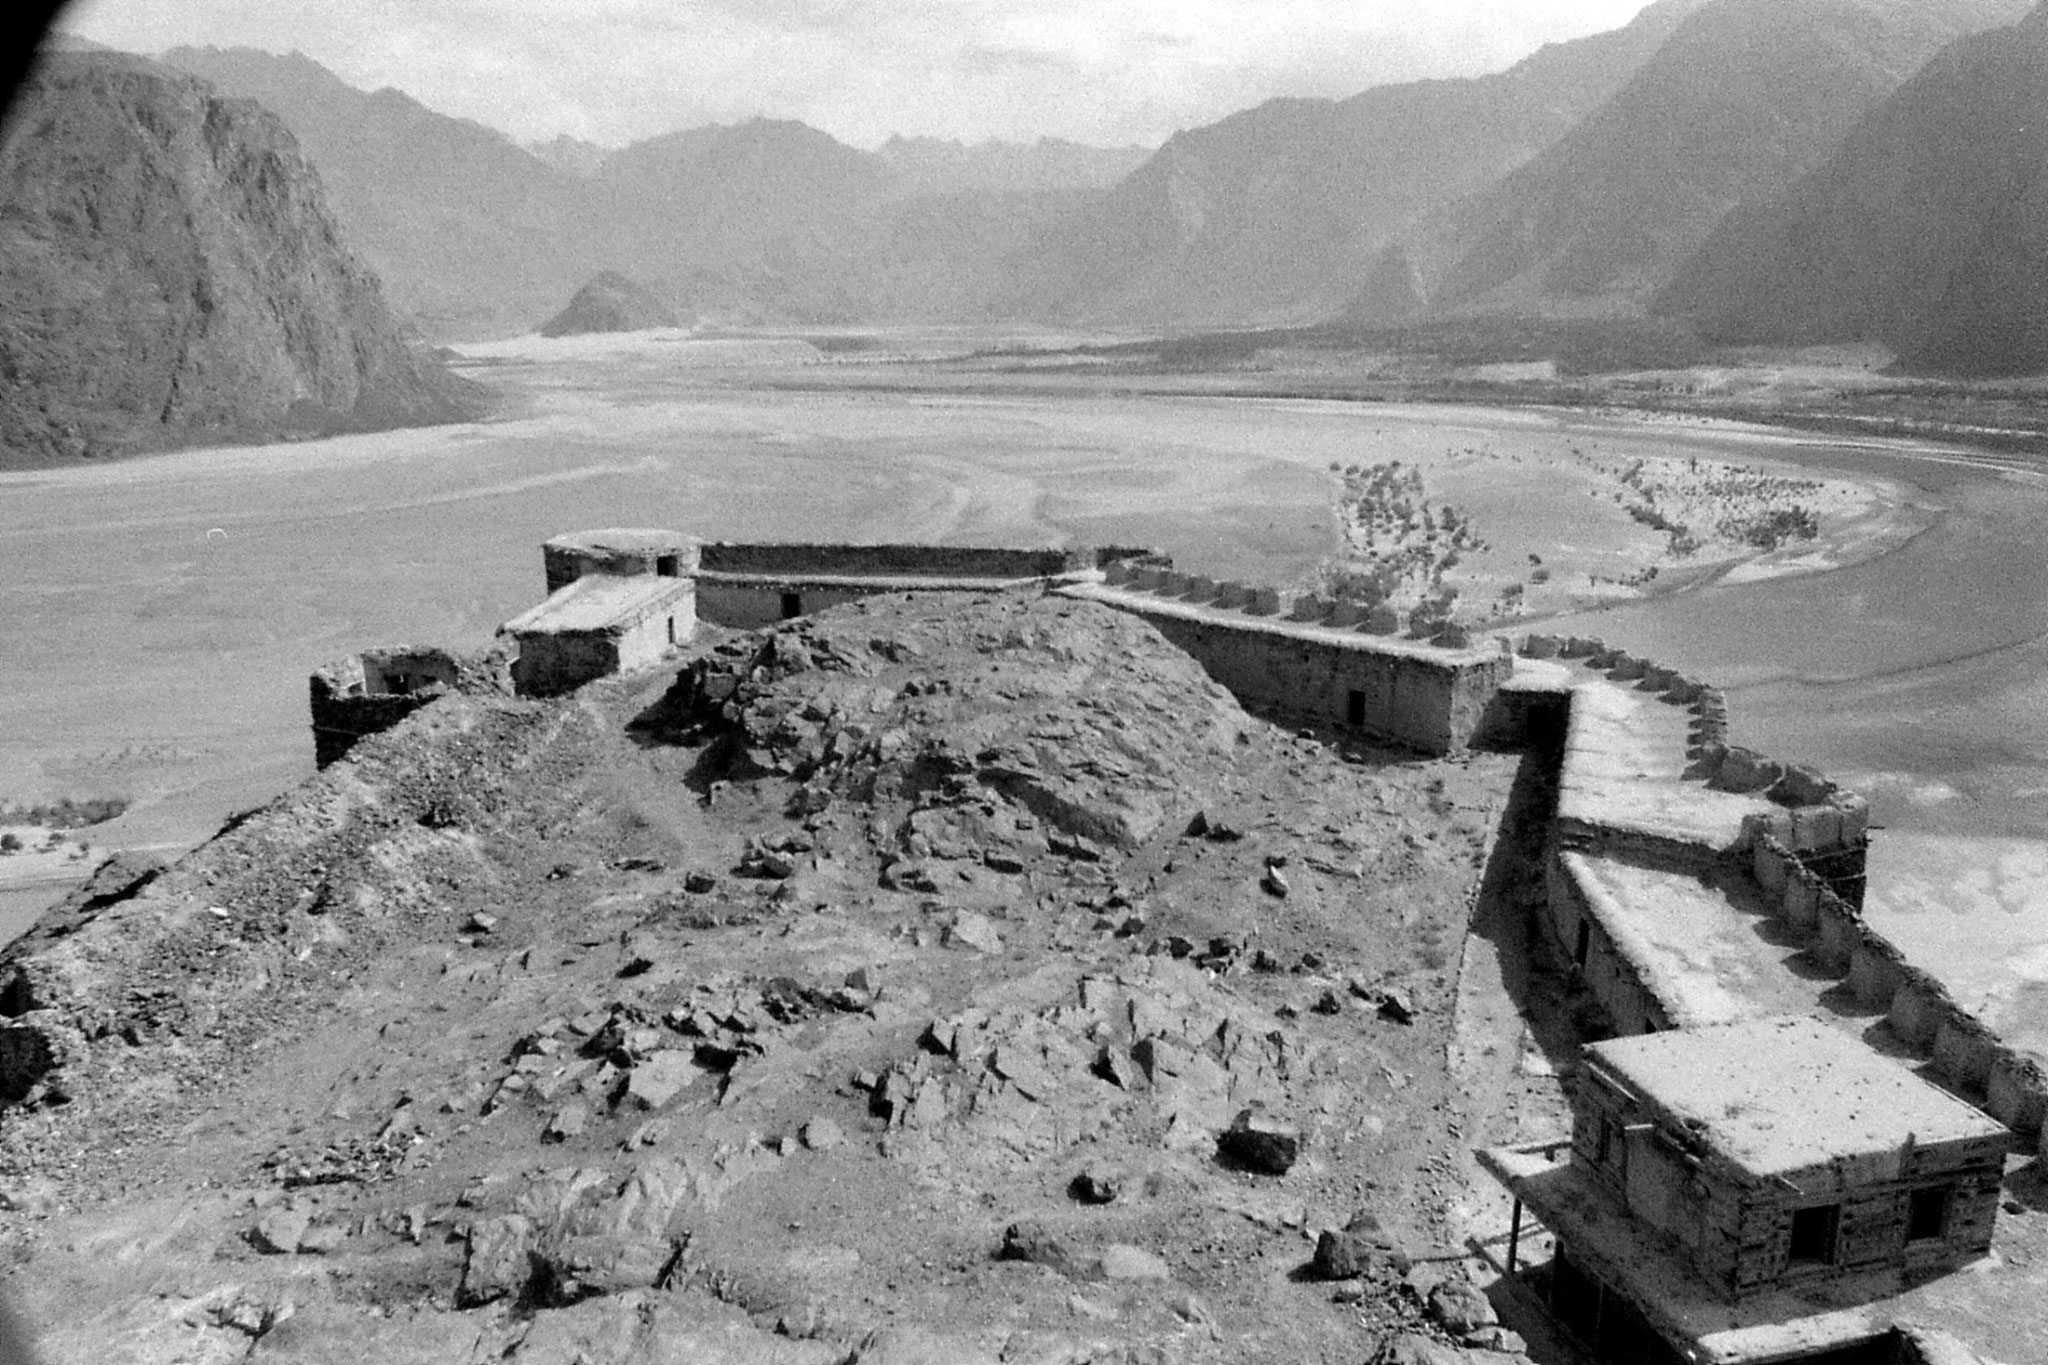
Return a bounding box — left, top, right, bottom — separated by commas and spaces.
1063, 567, 1510, 755
698, 542, 1085, 580
1523, 629, 2040, 1155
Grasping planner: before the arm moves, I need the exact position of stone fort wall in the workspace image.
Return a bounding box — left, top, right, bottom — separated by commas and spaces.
1523, 631, 2045, 1153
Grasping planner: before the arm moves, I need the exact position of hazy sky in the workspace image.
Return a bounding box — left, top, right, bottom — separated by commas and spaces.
56, 0, 1656, 150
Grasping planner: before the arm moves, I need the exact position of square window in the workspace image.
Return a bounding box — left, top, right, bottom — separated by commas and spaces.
1907, 1185, 1951, 1242
1789, 1204, 1840, 1265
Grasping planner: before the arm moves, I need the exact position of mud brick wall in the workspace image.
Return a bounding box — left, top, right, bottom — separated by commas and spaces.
695, 580, 998, 631
698, 543, 1081, 579
544, 536, 699, 595
1114, 605, 1507, 754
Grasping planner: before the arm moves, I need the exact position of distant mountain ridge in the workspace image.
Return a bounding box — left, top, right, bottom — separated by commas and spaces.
155, 46, 1159, 338
117, 7, 2048, 375
0, 51, 477, 466
1412, 0, 2035, 318
996, 0, 1714, 326
1658, 1, 2048, 374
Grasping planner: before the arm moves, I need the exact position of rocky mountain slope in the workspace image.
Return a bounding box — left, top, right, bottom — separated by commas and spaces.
1411, 0, 2034, 319
160, 46, 604, 340
996, 0, 1711, 327
0, 591, 1542, 1365
0, 51, 479, 467
540, 271, 684, 337
1657, 2, 2048, 374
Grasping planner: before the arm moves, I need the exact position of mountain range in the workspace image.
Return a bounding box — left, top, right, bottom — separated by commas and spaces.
1659, 0, 2048, 375
25, 0, 2048, 375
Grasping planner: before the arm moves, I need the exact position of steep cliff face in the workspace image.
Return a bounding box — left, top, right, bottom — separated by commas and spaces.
0, 52, 479, 466
1658, 2, 2048, 375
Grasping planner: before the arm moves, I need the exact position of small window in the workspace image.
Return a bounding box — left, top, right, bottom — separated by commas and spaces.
780, 592, 802, 619
1789, 1204, 1840, 1265
1597, 1117, 1628, 1177
1347, 689, 1366, 727
1907, 1185, 1952, 1242
656, 554, 679, 577
666, 616, 676, 646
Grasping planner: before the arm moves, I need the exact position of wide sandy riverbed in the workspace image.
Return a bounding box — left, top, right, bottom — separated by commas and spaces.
3, 333, 2045, 973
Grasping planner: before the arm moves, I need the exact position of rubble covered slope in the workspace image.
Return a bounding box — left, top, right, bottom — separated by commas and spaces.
0, 591, 1526, 1365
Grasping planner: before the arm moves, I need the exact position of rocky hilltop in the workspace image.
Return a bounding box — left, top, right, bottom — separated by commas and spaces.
0, 51, 479, 466
539, 271, 683, 337
1659, 1, 2048, 375
0, 591, 1531, 1365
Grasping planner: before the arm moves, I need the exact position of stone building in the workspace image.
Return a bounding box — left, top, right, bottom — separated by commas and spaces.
501, 575, 695, 698
1482, 1016, 2008, 1364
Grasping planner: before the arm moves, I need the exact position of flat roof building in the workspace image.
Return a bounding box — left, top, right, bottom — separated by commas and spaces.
1482, 1017, 2008, 1364
501, 575, 695, 698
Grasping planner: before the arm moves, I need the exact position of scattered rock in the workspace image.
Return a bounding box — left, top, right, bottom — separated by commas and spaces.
545, 1103, 590, 1142
1311, 1209, 1404, 1280
1378, 988, 1416, 1025
1218, 1108, 1300, 1175
1069, 1169, 1120, 1205
466, 911, 498, 934
684, 871, 718, 894
1098, 1244, 1171, 1281
297, 1221, 346, 1254
800, 1117, 845, 1152
943, 912, 1004, 954
1462, 1325, 1526, 1353
250, 1204, 313, 1255
1376, 1333, 1471, 1365
1428, 1278, 1499, 1335
623, 1051, 695, 1110
998, 1222, 1081, 1279
1260, 866, 1291, 899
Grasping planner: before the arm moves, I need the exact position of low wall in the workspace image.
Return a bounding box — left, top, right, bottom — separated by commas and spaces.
698, 542, 1082, 580
1074, 583, 1509, 754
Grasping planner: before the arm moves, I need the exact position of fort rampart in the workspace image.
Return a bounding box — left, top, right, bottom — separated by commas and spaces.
1519, 630, 2044, 1153
1058, 573, 1508, 755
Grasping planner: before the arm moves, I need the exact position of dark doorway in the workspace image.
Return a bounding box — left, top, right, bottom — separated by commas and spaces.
1907, 1185, 1952, 1242
1347, 689, 1366, 727
780, 592, 802, 619
1574, 919, 1592, 967
656, 554, 679, 576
